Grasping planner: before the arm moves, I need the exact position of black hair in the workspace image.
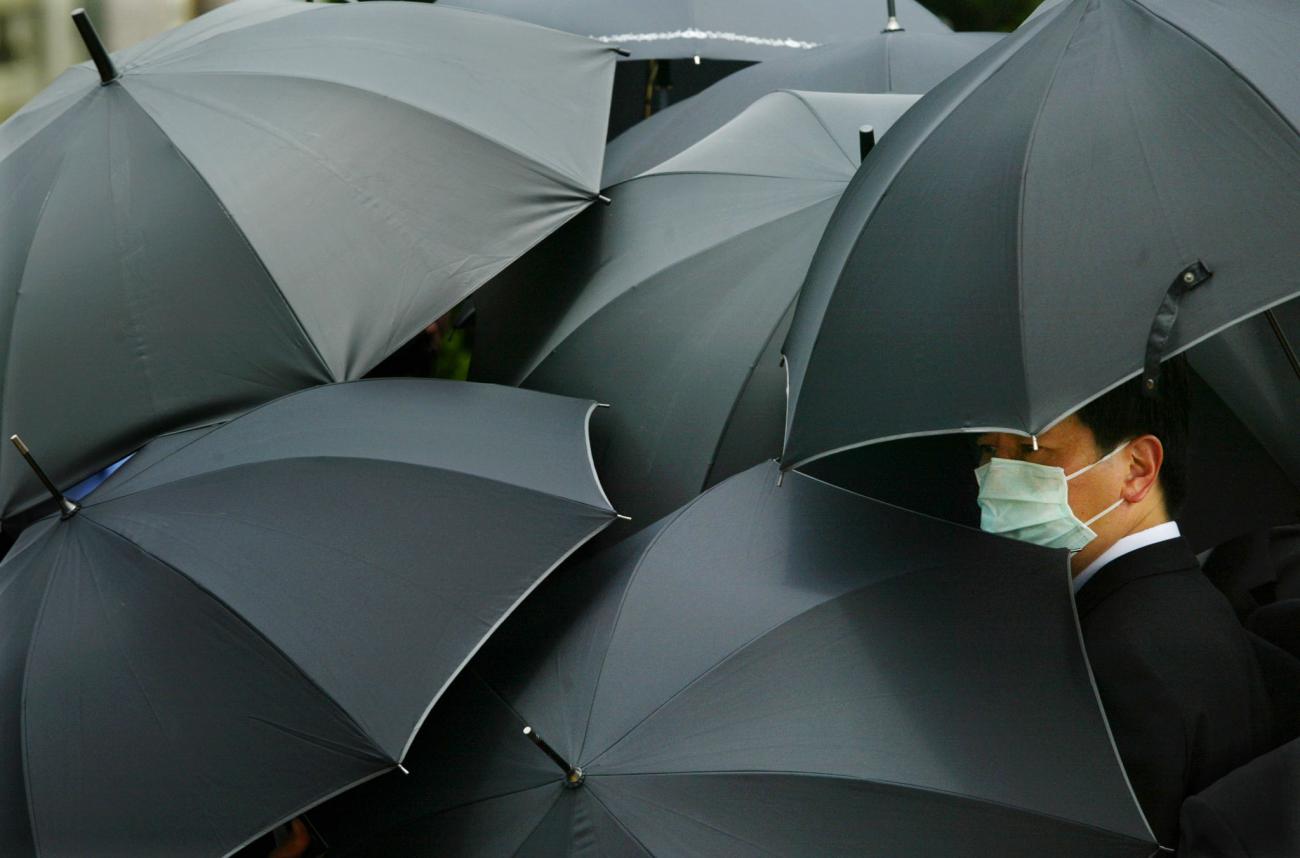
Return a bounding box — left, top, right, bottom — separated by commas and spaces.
1075, 355, 1190, 517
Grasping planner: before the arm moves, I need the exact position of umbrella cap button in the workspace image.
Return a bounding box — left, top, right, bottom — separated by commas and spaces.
565, 767, 585, 789
1183, 271, 1196, 284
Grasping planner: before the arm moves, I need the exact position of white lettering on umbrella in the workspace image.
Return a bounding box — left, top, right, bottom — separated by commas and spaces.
593, 30, 821, 49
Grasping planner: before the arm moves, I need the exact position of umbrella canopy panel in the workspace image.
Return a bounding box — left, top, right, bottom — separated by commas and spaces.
781, 0, 1300, 468
0, 379, 615, 857
315, 462, 1156, 856
0, 0, 616, 516
472, 91, 918, 526
440, 0, 949, 62
605, 30, 1002, 186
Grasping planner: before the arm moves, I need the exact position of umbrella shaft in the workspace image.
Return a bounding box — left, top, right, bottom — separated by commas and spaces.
1265, 310, 1300, 383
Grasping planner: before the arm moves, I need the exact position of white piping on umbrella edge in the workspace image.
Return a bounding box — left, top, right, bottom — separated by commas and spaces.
592, 30, 821, 50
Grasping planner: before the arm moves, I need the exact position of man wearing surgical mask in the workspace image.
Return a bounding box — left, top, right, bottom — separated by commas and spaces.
973, 358, 1276, 848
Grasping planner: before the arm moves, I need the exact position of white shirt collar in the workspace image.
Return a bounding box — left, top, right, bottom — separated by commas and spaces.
1072, 521, 1182, 594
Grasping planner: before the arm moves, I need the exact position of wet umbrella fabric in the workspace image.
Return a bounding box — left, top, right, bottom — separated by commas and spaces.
439, 0, 948, 62
0, 379, 616, 857
312, 461, 1157, 856
0, 0, 616, 517
781, 0, 1300, 469
471, 90, 918, 527
604, 29, 1001, 186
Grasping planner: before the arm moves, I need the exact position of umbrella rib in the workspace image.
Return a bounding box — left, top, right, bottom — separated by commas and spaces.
507, 788, 568, 858
588, 769, 1155, 847
111, 82, 336, 384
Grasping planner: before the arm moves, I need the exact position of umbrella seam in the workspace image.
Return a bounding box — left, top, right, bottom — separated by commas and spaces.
112, 81, 336, 384
520, 182, 846, 382
128, 68, 598, 193
581, 569, 926, 771
1013, 1, 1090, 432
17, 529, 70, 857
508, 788, 568, 858
86, 454, 617, 519
76, 514, 391, 758
581, 783, 659, 856
783, 90, 861, 170
586, 769, 1156, 846
575, 485, 726, 762
1126, 0, 1300, 141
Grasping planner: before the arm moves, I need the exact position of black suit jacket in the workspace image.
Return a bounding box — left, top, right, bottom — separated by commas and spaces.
1077, 537, 1276, 848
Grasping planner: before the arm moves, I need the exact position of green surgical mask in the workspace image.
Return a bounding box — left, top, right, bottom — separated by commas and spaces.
973, 443, 1129, 552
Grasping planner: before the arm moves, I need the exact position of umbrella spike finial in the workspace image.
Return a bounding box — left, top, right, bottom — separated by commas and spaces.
859, 126, 876, 162
883, 0, 904, 32
70, 9, 118, 85
522, 725, 584, 787
10, 435, 79, 518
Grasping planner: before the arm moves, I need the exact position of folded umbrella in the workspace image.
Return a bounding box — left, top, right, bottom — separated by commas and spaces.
312, 461, 1157, 856
440, 0, 948, 62
0, 378, 616, 857
780, 0, 1300, 469
472, 90, 917, 527
0, 0, 617, 516
605, 27, 1001, 186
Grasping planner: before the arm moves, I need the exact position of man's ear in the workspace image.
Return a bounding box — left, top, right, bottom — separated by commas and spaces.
1122, 434, 1164, 505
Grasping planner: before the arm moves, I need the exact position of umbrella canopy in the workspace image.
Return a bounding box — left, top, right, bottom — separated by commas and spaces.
439, 0, 949, 62
0, 0, 616, 517
604, 29, 1002, 186
471, 90, 918, 527
312, 460, 1157, 856
0, 378, 616, 857
781, 0, 1300, 469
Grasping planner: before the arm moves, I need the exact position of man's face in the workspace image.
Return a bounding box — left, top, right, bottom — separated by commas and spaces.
976, 415, 1122, 526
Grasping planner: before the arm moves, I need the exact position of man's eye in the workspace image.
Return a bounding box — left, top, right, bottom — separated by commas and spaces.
979, 445, 997, 457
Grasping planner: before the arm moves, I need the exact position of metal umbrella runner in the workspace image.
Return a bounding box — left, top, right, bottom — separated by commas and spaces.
604, 26, 1001, 186
439, 0, 949, 62
0, 0, 617, 517
780, 0, 1300, 470
0, 379, 617, 857
471, 90, 918, 528
310, 461, 1158, 856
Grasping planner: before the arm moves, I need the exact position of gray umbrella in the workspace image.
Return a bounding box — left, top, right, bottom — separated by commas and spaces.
0, 0, 616, 517
781, 0, 1300, 469
439, 0, 949, 62
311, 461, 1158, 856
0, 378, 616, 857
604, 29, 1001, 186
471, 90, 918, 527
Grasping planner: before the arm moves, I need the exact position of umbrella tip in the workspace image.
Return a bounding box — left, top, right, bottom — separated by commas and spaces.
397, 763, 410, 775
9, 434, 79, 518
70, 8, 118, 85
859, 126, 876, 162
595, 193, 613, 206
616, 513, 632, 521
882, 0, 904, 31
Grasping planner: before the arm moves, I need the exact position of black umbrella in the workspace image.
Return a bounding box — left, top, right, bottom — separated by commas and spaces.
0, 0, 617, 517
311, 461, 1157, 856
0, 379, 616, 857
472, 90, 918, 527
604, 28, 1001, 186
440, 0, 948, 62
781, 0, 1300, 469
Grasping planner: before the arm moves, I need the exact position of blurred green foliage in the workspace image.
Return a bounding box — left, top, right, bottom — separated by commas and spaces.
928, 0, 1043, 31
